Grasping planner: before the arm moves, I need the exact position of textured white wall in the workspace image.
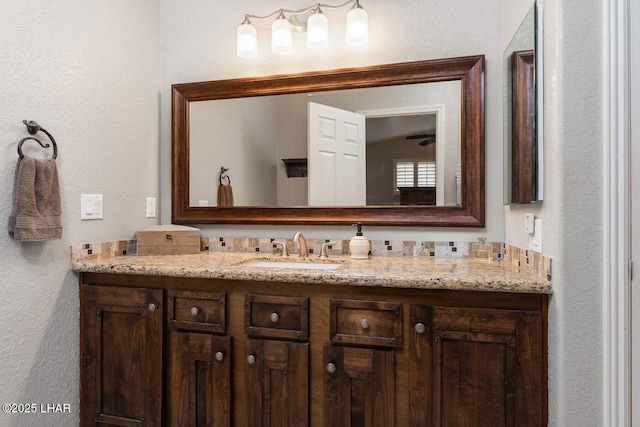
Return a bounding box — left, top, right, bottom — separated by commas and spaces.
504, 0, 605, 425
0, 1, 161, 426
160, 0, 505, 242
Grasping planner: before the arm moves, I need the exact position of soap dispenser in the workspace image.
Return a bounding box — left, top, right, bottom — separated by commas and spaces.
349, 223, 370, 259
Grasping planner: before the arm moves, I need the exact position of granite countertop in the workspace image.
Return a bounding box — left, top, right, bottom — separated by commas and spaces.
73, 252, 552, 294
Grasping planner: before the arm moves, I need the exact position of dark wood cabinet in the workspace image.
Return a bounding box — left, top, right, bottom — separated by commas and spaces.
323, 345, 395, 427
79, 273, 547, 427
167, 332, 232, 427
245, 338, 309, 426
80, 284, 163, 427
409, 305, 545, 426
398, 187, 437, 205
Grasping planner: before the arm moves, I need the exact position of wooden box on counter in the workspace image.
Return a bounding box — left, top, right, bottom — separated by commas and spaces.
136, 225, 201, 255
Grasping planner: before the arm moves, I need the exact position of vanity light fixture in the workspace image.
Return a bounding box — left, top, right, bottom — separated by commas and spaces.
236, 0, 369, 58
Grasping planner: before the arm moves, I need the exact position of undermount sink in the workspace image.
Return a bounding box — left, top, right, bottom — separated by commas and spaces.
241, 260, 342, 270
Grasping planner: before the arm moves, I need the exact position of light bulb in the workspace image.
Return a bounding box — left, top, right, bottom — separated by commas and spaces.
271, 13, 293, 55
346, 4, 368, 47
237, 21, 258, 59
307, 9, 329, 51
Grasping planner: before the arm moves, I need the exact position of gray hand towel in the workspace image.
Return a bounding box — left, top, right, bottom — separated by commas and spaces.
8, 155, 63, 241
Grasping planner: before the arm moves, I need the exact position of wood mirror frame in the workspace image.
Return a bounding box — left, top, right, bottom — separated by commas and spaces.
172, 55, 485, 227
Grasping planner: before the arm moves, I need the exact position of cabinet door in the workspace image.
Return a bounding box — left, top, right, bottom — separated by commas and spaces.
168, 332, 231, 427
409, 305, 544, 427
323, 345, 394, 427
80, 285, 163, 427
245, 338, 309, 427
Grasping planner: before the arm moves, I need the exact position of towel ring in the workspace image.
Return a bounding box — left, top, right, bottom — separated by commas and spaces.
18, 120, 58, 159
218, 167, 231, 185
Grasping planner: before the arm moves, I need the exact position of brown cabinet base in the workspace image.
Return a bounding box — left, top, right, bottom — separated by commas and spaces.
79, 272, 547, 426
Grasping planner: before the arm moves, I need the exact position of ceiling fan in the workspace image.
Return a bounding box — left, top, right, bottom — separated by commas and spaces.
406, 133, 436, 146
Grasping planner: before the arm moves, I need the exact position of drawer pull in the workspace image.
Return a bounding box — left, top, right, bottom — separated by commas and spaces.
148, 303, 156, 312
247, 354, 256, 365
215, 352, 224, 362
360, 318, 370, 330
414, 323, 426, 334
270, 312, 280, 323
190, 306, 199, 317
326, 363, 337, 374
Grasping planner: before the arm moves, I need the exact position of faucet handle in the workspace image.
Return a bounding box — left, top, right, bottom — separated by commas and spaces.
319, 241, 337, 259
273, 240, 289, 258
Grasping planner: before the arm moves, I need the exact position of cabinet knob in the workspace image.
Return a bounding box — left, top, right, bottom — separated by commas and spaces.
326, 363, 337, 374
215, 351, 224, 362
414, 323, 426, 334
190, 306, 199, 317
148, 303, 156, 312
270, 312, 279, 323
360, 318, 370, 330
247, 354, 256, 365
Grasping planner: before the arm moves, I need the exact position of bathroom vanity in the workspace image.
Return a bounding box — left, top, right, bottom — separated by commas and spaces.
76, 252, 549, 426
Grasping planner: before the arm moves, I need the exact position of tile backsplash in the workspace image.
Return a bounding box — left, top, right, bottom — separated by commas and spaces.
503, 243, 552, 282
203, 237, 501, 260
71, 236, 551, 282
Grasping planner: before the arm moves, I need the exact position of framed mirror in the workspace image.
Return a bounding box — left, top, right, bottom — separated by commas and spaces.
172, 55, 484, 226
503, 2, 543, 204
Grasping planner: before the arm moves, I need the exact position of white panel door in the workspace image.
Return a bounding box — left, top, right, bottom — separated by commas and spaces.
307, 102, 366, 206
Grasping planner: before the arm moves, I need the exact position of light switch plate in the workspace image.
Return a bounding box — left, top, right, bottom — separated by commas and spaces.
81, 194, 103, 220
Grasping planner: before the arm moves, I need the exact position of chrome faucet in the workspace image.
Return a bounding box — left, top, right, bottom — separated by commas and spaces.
293, 232, 308, 259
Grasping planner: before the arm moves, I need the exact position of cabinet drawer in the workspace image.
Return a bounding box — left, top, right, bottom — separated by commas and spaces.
245, 294, 309, 341
330, 299, 402, 348
168, 290, 226, 334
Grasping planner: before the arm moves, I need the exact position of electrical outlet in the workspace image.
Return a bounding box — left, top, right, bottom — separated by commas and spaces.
524, 213, 535, 234
146, 197, 157, 218
529, 219, 542, 252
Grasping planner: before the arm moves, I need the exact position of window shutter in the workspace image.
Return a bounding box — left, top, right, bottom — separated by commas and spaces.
396, 161, 414, 187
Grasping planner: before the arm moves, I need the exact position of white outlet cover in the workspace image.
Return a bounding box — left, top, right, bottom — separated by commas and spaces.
524, 213, 535, 234
529, 219, 542, 252
146, 197, 157, 218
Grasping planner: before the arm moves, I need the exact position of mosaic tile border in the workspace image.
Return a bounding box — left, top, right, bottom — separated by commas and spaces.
71, 240, 136, 263
70, 237, 551, 282
204, 237, 503, 260
503, 243, 552, 282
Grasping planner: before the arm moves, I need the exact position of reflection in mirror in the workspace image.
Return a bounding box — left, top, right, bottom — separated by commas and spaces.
189, 82, 461, 208
503, 2, 543, 204
171, 55, 485, 226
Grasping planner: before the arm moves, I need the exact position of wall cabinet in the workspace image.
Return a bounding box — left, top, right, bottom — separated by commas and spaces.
79, 273, 547, 426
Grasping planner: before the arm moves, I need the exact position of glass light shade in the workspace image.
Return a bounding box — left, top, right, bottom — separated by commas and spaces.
237, 23, 258, 58
307, 12, 329, 51
271, 17, 293, 55
346, 7, 369, 46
